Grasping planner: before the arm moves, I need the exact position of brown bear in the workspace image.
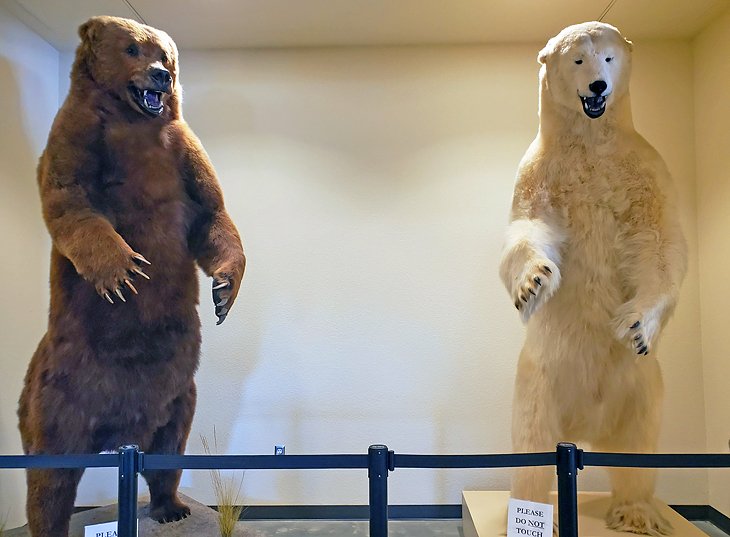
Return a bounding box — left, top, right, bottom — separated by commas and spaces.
17, 15, 246, 537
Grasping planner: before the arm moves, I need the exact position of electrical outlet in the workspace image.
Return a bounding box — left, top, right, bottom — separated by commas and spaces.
274, 445, 285, 455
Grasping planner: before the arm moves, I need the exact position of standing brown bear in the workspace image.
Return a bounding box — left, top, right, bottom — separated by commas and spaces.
17, 15, 246, 537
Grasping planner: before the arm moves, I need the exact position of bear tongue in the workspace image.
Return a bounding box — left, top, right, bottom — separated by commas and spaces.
143, 90, 161, 108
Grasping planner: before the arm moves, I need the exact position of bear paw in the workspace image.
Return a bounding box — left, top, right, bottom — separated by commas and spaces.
212, 263, 243, 325
613, 301, 662, 356
512, 259, 561, 322
149, 498, 191, 523
606, 500, 673, 536
87, 249, 151, 304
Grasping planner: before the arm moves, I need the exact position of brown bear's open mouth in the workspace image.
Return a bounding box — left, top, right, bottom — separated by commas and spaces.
580, 94, 607, 119
128, 85, 164, 117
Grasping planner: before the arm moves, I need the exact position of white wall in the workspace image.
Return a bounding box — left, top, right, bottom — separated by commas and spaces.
14, 37, 708, 516
694, 6, 730, 518
0, 4, 58, 528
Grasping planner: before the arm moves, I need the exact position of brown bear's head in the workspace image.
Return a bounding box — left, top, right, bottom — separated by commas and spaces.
76, 16, 180, 119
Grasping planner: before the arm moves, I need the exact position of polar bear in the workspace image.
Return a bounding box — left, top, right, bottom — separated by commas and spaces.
499, 22, 687, 535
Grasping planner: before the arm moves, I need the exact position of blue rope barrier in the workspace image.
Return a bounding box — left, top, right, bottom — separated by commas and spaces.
393, 452, 555, 469
583, 452, 730, 468
5, 446, 730, 537
142, 453, 369, 471
5, 451, 729, 471
0, 454, 118, 469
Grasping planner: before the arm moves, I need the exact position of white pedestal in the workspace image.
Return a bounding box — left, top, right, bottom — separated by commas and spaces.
462, 491, 705, 537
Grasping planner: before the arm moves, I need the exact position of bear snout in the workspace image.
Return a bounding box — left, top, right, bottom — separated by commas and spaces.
589, 79, 608, 95
149, 67, 172, 93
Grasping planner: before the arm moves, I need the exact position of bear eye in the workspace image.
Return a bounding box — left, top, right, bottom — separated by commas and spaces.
125, 44, 139, 57
161, 52, 168, 63
575, 59, 583, 65
605, 57, 613, 63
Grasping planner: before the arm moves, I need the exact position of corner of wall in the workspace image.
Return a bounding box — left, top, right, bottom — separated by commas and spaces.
691, 3, 730, 518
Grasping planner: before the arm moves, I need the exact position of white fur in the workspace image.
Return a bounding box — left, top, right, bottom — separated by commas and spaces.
500, 22, 687, 535
500, 218, 564, 322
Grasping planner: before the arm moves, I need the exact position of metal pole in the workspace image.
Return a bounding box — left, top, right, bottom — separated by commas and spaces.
118, 445, 140, 537
556, 442, 581, 537
368, 444, 389, 537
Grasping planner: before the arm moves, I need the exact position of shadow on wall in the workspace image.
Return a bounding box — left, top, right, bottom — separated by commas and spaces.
0, 57, 48, 528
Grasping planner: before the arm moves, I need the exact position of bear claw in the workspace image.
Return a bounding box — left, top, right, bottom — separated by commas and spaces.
132, 267, 150, 280
133, 254, 151, 266
150, 501, 191, 524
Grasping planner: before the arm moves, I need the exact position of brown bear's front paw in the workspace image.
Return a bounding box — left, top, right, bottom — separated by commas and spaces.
149, 498, 191, 523
212, 266, 242, 325
92, 251, 150, 304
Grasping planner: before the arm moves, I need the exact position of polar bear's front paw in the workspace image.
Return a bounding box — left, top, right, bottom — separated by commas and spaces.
614, 302, 662, 356
513, 259, 560, 322
606, 501, 673, 536
621, 318, 650, 355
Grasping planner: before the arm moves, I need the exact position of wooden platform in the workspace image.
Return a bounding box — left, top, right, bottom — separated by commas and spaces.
462, 491, 705, 537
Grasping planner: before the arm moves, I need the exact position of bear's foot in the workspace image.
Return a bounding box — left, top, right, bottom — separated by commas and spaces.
606, 500, 673, 536
149, 497, 191, 523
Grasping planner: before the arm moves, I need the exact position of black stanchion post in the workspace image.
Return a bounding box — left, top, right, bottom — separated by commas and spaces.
556, 442, 581, 537
118, 445, 140, 537
368, 444, 390, 537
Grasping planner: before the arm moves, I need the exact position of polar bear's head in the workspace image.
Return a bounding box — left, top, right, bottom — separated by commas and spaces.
538, 22, 633, 120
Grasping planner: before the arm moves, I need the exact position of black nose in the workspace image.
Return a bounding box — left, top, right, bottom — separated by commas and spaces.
150, 67, 172, 89
589, 80, 607, 95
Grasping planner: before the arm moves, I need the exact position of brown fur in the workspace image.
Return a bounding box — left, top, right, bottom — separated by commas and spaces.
17, 16, 245, 537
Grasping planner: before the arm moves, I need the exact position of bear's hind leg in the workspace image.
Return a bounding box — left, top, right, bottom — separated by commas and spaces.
511, 350, 560, 504
142, 382, 196, 523
598, 450, 672, 536
595, 362, 672, 536
26, 468, 83, 537
602, 468, 671, 536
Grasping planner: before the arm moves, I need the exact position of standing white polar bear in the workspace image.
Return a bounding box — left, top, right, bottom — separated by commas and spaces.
500, 22, 687, 535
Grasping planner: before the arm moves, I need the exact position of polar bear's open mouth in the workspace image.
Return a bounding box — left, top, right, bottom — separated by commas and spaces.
580, 95, 607, 119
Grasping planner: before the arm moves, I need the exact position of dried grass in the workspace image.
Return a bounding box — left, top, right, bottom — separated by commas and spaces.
200, 428, 245, 537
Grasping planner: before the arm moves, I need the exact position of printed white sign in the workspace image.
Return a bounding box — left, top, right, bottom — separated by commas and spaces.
507, 498, 553, 537
84, 520, 138, 537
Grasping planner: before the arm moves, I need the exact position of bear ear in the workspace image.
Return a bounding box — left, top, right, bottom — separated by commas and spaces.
78, 17, 104, 44
537, 36, 556, 65
623, 37, 634, 52
76, 17, 106, 76
537, 44, 551, 65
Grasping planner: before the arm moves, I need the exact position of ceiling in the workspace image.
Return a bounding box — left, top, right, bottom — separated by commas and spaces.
3, 0, 729, 51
